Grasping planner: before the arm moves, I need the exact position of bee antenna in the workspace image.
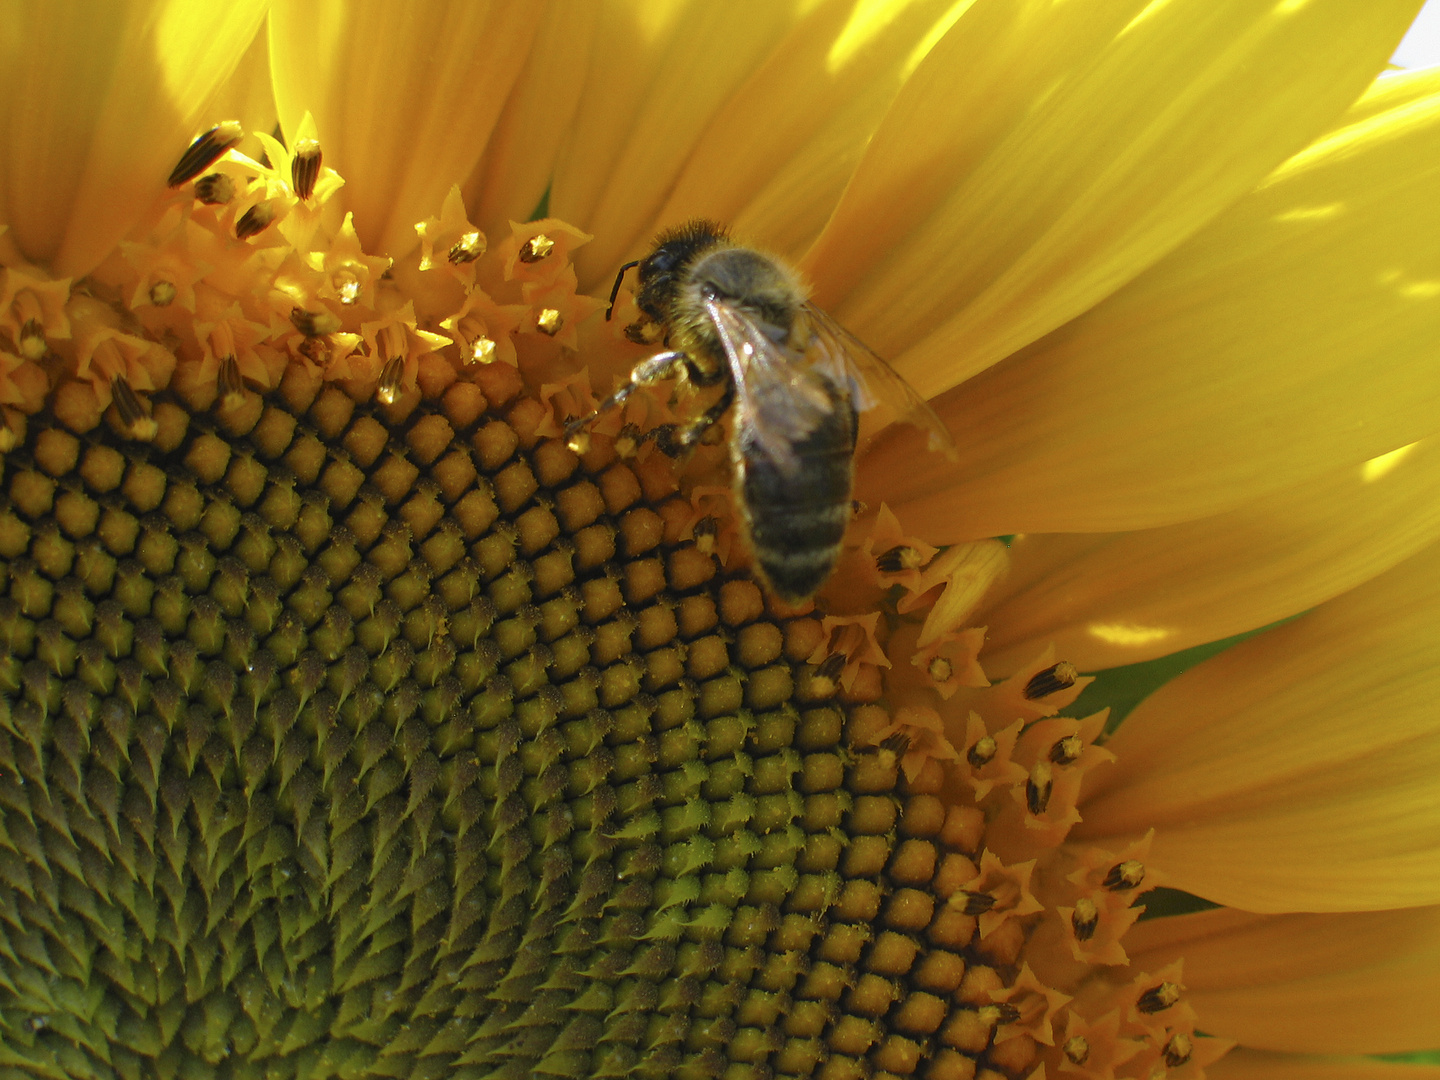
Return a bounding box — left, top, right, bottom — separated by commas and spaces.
606, 260, 641, 321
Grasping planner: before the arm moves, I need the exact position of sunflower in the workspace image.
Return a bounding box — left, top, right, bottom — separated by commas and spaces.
1, 2, 1438, 1079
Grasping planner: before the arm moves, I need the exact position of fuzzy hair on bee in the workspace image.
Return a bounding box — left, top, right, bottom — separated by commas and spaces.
568, 219, 955, 604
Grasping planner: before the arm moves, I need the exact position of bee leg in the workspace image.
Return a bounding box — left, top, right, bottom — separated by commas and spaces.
563, 350, 689, 448
654, 380, 735, 456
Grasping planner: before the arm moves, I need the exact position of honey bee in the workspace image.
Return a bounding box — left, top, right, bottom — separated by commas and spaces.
566, 220, 956, 604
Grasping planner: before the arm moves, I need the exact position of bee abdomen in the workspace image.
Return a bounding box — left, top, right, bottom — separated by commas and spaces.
750, 501, 850, 603
741, 433, 855, 603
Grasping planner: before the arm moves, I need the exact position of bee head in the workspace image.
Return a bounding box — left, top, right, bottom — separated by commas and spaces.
632, 220, 729, 324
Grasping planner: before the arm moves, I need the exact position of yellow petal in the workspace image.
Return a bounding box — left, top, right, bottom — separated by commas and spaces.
1075, 540, 1440, 913
1213, 1049, 1440, 1080
205, 12, 279, 149
1124, 907, 1440, 1054
552, 0, 821, 289
654, 0, 965, 262
978, 435, 1440, 674
269, 1, 546, 259
862, 67, 1440, 539
465, 0, 600, 240
805, 0, 1422, 394
0, 0, 268, 277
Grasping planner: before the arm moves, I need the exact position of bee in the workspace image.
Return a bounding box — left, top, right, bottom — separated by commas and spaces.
566, 220, 955, 604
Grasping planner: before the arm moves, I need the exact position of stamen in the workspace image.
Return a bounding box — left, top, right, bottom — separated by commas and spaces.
376, 355, 405, 405
18, 319, 47, 360
0, 414, 15, 454
1163, 1032, 1193, 1067
519, 234, 556, 263
1025, 660, 1078, 700
110, 376, 157, 442
290, 307, 342, 338
194, 173, 235, 205
692, 515, 718, 554
236, 200, 277, 240
613, 423, 642, 458
878, 731, 910, 766
1026, 761, 1053, 815
1049, 734, 1084, 765
449, 230, 486, 265
168, 120, 244, 187
808, 653, 845, 698
1103, 859, 1146, 891
1136, 981, 1182, 1014
876, 544, 923, 573
467, 337, 497, 365
218, 356, 245, 408
928, 655, 953, 684
297, 336, 330, 367
149, 281, 177, 307
967, 734, 997, 767
536, 308, 563, 336
290, 139, 322, 201
949, 890, 997, 916
565, 427, 590, 455
979, 1003, 1021, 1027
1063, 1035, 1090, 1065
333, 267, 362, 305
1071, 897, 1099, 941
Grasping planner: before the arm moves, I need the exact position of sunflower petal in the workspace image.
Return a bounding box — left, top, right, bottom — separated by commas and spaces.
0, 0, 267, 277
269, 1, 546, 259
1124, 907, 1440, 1054
551, 0, 817, 288
805, 0, 1422, 394
1212, 1049, 1440, 1080
978, 435, 1440, 674
654, 0, 964, 262
465, 0, 600, 239
1075, 540, 1440, 913
863, 67, 1440, 539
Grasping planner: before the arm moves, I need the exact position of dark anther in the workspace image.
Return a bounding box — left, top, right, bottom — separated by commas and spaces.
218, 356, 245, 406
952, 890, 996, 916
194, 172, 235, 205
1136, 981, 1181, 1014
991, 1003, 1022, 1025
290, 138, 322, 200
1026, 762, 1053, 815
1071, 897, 1098, 941
1049, 734, 1084, 765
879, 732, 910, 758
290, 307, 341, 338
966, 735, 997, 768
692, 515, 718, 553
168, 120, 244, 186
236, 200, 276, 239
1025, 660, 1078, 700
449, 230, 485, 265
1162, 1033, 1193, 1067
875, 545, 920, 573
519, 234, 556, 263
111, 376, 157, 441
1102, 859, 1146, 891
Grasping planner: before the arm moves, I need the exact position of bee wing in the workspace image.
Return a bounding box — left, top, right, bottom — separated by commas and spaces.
803, 303, 959, 461
704, 295, 840, 475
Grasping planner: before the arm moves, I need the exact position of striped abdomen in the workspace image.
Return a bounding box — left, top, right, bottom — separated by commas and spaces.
735, 406, 858, 604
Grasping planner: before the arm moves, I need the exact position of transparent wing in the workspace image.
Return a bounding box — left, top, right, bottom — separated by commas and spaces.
704, 296, 840, 476
803, 303, 959, 461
